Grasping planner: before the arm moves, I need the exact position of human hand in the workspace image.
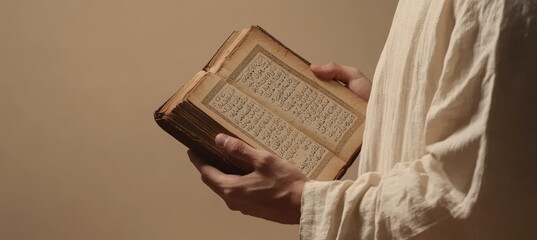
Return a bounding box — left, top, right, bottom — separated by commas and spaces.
188, 133, 308, 224
311, 62, 372, 101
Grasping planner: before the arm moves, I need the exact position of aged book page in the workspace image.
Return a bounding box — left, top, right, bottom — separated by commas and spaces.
188, 73, 346, 180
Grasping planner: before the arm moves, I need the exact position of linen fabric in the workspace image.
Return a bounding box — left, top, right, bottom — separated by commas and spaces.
300, 0, 537, 239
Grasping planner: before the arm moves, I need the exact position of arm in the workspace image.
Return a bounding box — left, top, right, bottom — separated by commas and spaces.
300, 2, 537, 239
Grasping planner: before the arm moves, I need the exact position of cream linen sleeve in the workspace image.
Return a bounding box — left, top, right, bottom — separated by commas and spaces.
300, 1, 537, 239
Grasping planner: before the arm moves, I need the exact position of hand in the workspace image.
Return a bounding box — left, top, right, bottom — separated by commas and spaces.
188, 133, 308, 224
311, 62, 372, 101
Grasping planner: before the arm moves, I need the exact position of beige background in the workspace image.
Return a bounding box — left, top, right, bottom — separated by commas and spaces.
0, 1, 397, 239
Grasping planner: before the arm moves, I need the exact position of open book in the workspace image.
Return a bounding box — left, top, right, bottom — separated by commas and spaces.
154, 26, 367, 180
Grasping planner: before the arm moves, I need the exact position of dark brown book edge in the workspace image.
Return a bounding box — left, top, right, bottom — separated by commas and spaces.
334, 146, 361, 180
154, 111, 247, 175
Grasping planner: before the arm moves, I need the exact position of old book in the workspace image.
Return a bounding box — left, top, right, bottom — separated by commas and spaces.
154, 26, 367, 180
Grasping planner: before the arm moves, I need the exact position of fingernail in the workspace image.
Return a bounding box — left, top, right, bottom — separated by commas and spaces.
215, 133, 229, 148
310, 64, 321, 70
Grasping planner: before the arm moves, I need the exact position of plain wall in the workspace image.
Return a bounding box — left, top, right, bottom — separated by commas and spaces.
0, 1, 398, 239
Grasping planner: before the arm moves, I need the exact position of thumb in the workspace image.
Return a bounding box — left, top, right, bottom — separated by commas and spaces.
310, 62, 363, 83
215, 133, 261, 165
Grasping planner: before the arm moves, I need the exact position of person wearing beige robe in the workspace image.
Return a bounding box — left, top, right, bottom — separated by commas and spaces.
189, 0, 537, 239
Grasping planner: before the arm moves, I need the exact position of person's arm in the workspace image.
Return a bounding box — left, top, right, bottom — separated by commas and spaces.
300, 2, 537, 239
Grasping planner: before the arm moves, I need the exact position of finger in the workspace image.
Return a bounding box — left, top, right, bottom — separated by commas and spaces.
347, 78, 372, 101
215, 133, 264, 168
310, 62, 364, 83
187, 150, 229, 189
